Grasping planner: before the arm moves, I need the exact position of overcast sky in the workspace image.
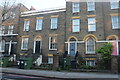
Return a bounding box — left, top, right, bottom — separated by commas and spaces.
22, 0, 66, 10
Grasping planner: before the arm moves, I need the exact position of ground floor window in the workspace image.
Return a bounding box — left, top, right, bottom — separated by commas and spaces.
48, 56, 53, 64
86, 60, 95, 67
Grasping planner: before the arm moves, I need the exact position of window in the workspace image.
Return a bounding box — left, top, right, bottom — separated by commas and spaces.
0, 40, 5, 52
86, 37, 95, 53
48, 56, 53, 64
51, 17, 58, 29
88, 17, 96, 31
8, 25, 14, 34
110, 0, 119, 9
21, 37, 29, 50
24, 20, 30, 31
86, 60, 95, 66
111, 16, 120, 29
72, 19, 80, 32
0, 26, 5, 34
72, 2, 80, 13
49, 37, 57, 50
36, 19, 43, 30
87, 1, 95, 11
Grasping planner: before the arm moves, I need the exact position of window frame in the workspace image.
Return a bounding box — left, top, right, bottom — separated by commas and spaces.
36, 19, 43, 30
21, 37, 29, 50
110, 0, 119, 9
72, 2, 80, 13
51, 17, 58, 29
88, 17, 96, 31
87, 1, 95, 11
49, 37, 57, 50
8, 25, 14, 34
111, 16, 120, 29
0, 40, 5, 52
86, 60, 95, 67
86, 37, 95, 54
24, 20, 30, 31
0, 25, 5, 35
72, 19, 80, 32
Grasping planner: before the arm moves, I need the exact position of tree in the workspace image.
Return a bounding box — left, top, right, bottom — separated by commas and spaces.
0, 0, 23, 25
96, 43, 113, 70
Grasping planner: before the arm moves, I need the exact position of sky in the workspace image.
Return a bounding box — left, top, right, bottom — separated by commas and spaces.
22, 0, 66, 10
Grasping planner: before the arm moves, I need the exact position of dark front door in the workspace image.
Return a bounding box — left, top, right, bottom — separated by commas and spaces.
70, 43, 76, 56
35, 41, 41, 53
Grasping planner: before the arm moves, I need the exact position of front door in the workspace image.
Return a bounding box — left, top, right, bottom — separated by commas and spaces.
69, 43, 76, 56
35, 41, 41, 54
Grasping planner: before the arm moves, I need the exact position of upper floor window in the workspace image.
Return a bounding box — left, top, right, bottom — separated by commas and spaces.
72, 2, 80, 13
86, 37, 95, 54
8, 25, 14, 34
51, 17, 58, 29
0, 40, 5, 52
111, 16, 120, 29
0, 25, 5, 34
21, 37, 29, 50
72, 19, 80, 32
110, 0, 119, 9
24, 20, 30, 31
88, 17, 96, 31
36, 19, 43, 30
49, 36, 57, 50
87, 1, 95, 11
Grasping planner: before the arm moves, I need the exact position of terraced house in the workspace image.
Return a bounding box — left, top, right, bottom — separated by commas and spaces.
0, 3, 28, 61
2, 0, 119, 71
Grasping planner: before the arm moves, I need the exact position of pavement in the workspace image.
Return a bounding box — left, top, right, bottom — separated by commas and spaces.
1, 67, 120, 79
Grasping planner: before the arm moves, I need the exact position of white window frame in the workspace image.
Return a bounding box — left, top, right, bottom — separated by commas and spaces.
87, 1, 95, 11
86, 60, 95, 67
110, 0, 119, 9
72, 19, 80, 32
111, 16, 120, 29
36, 19, 43, 30
0, 40, 5, 52
86, 37, 95, 54
49, 37, 57, 50
21, 37, 29, 50
48, 56, 53, 64
51, 17, 58, 29
88, 17, 96, 31
24, 20, 30, 31
72, 2, 80, 13
8, 25, 14, 34
0, 26, 5, 35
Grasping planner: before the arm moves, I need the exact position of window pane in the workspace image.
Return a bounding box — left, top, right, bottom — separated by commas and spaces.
110, 0, 119, 9
21, 38, 29, 49
49, 37, 57, 50
88, 18, 96, 31
72, 19, 80, 32
36, 19, 42, 30
86, 38, 95, 53
87, 2, 95, 11
51, 18, 58, 29
72, 2, 79, 13
111, 16, 119, 29
24, 20, 30, 31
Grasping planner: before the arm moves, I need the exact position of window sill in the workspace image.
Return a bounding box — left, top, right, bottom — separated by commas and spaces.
85, 52, 96, 54
49, 49, 57, 51
21, 49, 28, 50
112, 28, 120, 29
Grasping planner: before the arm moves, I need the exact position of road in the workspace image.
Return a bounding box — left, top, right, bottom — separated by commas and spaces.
1, 73, 119, 80
1, 73, 62, 80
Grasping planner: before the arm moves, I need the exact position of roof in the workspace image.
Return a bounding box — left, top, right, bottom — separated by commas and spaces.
21, 7, 66, 17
